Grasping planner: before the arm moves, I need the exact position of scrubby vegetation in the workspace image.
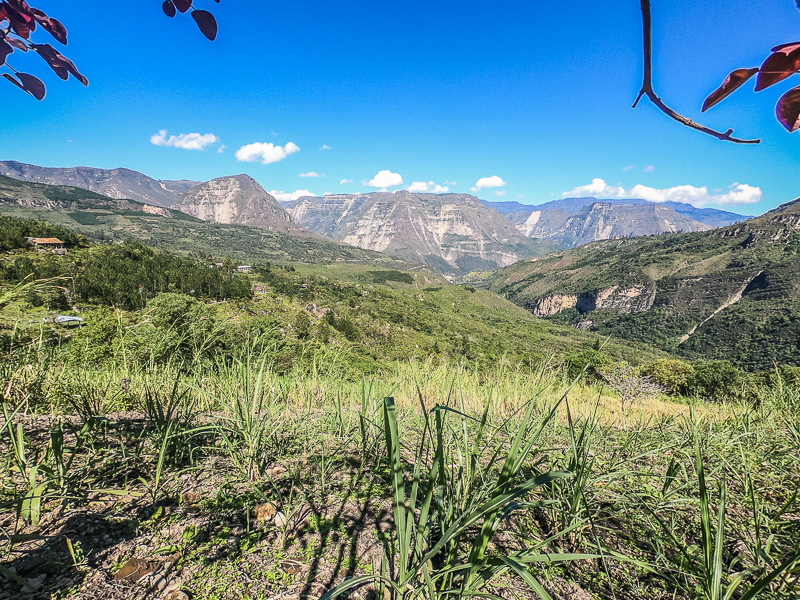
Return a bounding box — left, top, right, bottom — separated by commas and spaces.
1, 218, 799, 599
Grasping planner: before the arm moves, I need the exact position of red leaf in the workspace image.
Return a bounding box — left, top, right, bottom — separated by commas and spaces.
6, 0, 34, 15
32, 43, 88, 86
192, 10, 217, 41
756, 46, 800, 91
41, 17, 68, 45
702, 68, 759, 112
8, 9, 35, 39
173, 0, 192, 13
162, 1, 177, 18
29, 7, 49, 23
17, 71, 45, 100
7, 37, 29, 52
0, 6, 8, 21
2, 72, 25, 91
776, 86, 800, 132
0, 39, 12, 66
771, 40, 800, 52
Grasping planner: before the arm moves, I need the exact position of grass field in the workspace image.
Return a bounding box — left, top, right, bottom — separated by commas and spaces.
1, 343, 798, 599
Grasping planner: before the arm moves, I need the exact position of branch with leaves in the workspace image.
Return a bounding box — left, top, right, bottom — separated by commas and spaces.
703, 40, 800, 133
637, 0, 800, 142
0, 0, 219, 101
633, 0, 760, 144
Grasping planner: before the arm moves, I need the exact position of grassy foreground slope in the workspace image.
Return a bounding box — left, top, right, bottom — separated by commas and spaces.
0, 175, 416, 270
486, 198, 800, 370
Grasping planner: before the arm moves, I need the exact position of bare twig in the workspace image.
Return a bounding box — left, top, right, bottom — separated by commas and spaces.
634, 0, 760, 144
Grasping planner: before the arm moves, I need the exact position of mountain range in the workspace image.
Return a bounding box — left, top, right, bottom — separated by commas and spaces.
0, 174, 415, 270
0, 160, 752, 277
482, 197, 747, 246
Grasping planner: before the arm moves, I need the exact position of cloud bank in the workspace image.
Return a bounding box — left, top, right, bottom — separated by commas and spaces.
151, 130, 219, 151
269, 189, 315, 202
235, 142, 300, 164
366, 170, 403, 189
408, 180, 449, 194
562, 178, 762, 207
471, 175, 506, 193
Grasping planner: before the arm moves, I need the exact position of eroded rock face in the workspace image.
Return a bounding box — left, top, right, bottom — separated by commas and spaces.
283, 191, 546, 275
530, 285, 656, 317
530, 294, 579, 317
174, 175, 301, 233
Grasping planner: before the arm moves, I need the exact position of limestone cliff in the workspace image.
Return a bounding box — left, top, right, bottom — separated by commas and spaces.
283, 191, 552, 275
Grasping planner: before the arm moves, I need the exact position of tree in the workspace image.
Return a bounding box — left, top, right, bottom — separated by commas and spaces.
0, 0, 219, 100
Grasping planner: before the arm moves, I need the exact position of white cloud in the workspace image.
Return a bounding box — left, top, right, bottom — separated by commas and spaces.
622, 164, 636, 171
269, 189, 315, 202
235, 141, 300, 164
494, 190, 507, 198
444, 180, 457, 185
340, 178, 353, 185
518, 194, 526, 199
320, 144, 331, 150
150, 130, 220, 151
408, 180, 450, 194
471, 175, 506, 192
366, 170, 403, 189
217, 145, 226, 154
299, 171, 323, 178
643, 165, 655, 173
562, 178, 762, 207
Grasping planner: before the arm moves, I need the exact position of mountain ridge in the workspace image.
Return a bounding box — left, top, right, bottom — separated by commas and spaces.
0, 160, 197, 207
485, 196, 800, 370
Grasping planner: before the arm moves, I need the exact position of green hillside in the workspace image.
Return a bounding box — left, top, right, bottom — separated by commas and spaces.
486, 198, 800, 370
0, 175, 416, 270
0, 214, 669, 375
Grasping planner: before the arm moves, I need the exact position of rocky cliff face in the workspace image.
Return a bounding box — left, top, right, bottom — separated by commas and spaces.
0, 161, 197, 207
174, 175, 302, 233
529, 284, 657, 317
283, 191, 551, 275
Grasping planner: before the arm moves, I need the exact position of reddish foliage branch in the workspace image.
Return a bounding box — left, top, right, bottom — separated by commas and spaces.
162, 0, 219, 41
1, 0, 219, 101
0, 0, 88, 100
633, 0, 760, 144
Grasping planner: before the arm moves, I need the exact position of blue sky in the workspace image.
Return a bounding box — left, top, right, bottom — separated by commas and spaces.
1, 0, 798, 214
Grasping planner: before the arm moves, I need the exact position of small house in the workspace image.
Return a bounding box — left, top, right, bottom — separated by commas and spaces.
237, 265, 252, 273
27, 238, 66, 255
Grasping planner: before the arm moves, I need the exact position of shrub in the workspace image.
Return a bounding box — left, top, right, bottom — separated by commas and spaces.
641, 358, 695, 396
564, 349, 613, 381
688, 360, 744, 401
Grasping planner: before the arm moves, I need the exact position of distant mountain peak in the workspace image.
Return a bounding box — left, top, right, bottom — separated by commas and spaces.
173, 175, 303, 233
